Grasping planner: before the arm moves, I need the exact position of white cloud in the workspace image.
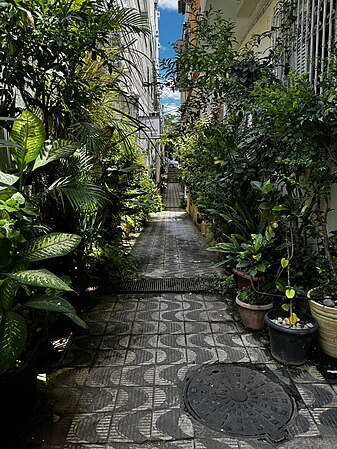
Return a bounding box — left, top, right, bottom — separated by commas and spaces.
161, 86, 180, 101
158, 0, 178, 10
162, 102, 180, 114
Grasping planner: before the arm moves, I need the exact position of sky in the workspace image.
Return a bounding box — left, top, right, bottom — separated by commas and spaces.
158, 0, 184, 115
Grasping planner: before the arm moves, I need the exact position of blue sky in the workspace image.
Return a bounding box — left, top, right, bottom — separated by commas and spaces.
158, 0, 184, 115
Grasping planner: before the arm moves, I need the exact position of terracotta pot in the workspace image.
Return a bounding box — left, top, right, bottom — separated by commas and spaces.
233, 269, 263, 290
235, 296, 273, 331
308, 294, 337, 358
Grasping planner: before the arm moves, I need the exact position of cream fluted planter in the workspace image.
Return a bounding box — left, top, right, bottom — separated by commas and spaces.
308, 289, 337, 358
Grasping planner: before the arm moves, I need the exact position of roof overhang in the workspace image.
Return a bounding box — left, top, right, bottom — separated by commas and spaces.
204, 0, 273, 46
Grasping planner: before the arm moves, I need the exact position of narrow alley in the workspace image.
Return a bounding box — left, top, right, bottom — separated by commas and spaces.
16, 180, 337, 449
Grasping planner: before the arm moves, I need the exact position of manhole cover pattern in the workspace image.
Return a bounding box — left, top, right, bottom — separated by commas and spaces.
184, 364, 295, 442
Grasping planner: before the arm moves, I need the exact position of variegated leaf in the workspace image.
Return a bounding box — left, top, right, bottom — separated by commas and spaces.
10, 110, 46, 168
25, 295, 76, 314
9, 269, 74, 291
1, 277, 20, 310
0, 171, 19, 186
0, 311, 27, 375
21, 233, 81, 261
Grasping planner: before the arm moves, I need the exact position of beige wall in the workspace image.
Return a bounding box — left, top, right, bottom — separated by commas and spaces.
240, 0, 278, 53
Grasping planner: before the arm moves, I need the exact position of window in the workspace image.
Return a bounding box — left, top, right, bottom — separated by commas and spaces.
272, 0, 337, 89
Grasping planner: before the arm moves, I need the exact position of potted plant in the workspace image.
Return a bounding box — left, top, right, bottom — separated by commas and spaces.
235, 287, 273, 330
208, 226, 277, 290
0, 189, 86, 420
265, 258, 318, 365
307, 230, 337, 358
0, 112, 87, 419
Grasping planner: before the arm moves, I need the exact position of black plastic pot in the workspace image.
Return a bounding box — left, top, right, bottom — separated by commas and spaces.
265, 309, 318, 366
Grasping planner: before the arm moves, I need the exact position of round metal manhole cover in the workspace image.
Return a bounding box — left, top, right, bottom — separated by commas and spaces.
184, 364, 296, 442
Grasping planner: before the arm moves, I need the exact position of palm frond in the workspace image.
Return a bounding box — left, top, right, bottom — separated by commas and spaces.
33, 139, 79, 171
48, 177, 111, 211
108, 6, 149, 35
71, 122, 103, 154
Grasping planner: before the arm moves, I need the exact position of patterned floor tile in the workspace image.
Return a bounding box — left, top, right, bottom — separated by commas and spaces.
183, 300, 207, 312
185, 322, 212, 333
240, 333, 267, 348
127, 335, 157, 349
289, 366, 326, 384
187, 347, 219, 364
82, 311, 113, 323
120, 365, 155, 386
286, 408, 320, 438
158, 334, 186, 348
160, 300, 184, 311
96, 350, 127, 366
154, 386, 182, 408
207, 310, 234, 322
67, 413, 112, 444
46, 386, 81, 413
135, 311, 160, 321
296, 384, 337, 408
216, 347, 250, 363
136, 300, 161, 312
155, 364, 189, 386
160, 310, 185, 321
157, 348, 188, 365
151, 409, 194, 440
186, 334, 215, 348
100, 335, 130, 350
159, 321, 185, 334
85, 367, 122, 387
194, 438, 240, 449
213, 333, 245, 348
184, 310, 209, 321
61, 350, 97, 367
105, 322, 133, 335
46, 367, 89, 387
131, 321, 159, 334
125, 349, 157, 365
312, 407, 337, 433
76, 388, 118, 413
210, 322, 237, 333
111, 311, 136, 322
246, 347, 274, 363
113, 302, 138, 312
115, 386, 153, 411
108, 410, 152, 442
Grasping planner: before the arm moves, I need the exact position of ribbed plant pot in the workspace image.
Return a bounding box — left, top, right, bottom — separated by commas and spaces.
233, 269, 263, 290
235, 296, 273, 331
265, 309, 318, 366
308, 295, 337, 358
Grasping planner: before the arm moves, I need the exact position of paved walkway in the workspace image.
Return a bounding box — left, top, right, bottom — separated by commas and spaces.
15, 182, 337, 449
